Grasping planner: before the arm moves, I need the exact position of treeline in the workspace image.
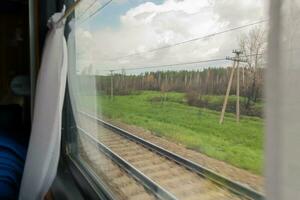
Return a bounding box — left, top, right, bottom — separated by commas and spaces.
95, 67, 264, 103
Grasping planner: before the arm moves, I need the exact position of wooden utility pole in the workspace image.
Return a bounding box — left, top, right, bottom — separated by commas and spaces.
219, 60, 237, 124
220, 50, 247, 124
242, 67, 245, 88
121, 68, 126, 92
158, 71, 161, 87
110, 70, 114, 100
236, 57, 241, 122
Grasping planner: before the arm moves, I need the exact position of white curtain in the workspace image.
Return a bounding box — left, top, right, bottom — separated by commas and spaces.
266, 0, 300, 199
19, 8, 67, 200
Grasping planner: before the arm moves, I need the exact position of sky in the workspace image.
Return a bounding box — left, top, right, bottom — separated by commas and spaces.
72, 0, 267, 75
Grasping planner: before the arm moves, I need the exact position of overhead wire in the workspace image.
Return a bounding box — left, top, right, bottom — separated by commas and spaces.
109, 57, 228, 72
84, 0, 113, 22
106, 19, 268, 61
69, 1, 267, 73
75, 0, 99, 20
69, 2, 267, 65
78, 0, 113, 24
95, 52, 265, 73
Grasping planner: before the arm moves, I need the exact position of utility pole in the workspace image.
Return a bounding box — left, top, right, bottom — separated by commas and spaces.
219, 60, 236, 124
220, 50, 247, 124
158, 71, 161, 88
235, 50, 242, 122
121, 68, 126, 92
110, 70, 114, 100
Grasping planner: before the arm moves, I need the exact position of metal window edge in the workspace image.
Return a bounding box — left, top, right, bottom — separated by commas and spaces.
66, 155, 116, 200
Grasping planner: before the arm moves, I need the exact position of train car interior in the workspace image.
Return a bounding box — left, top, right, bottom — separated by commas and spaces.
0, 0, 30, 198
0, 0, 299, 200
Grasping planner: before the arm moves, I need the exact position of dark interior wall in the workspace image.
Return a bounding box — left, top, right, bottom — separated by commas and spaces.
0, 0, 67, 130
0, 1, 29, 105
0, 0, 72, 103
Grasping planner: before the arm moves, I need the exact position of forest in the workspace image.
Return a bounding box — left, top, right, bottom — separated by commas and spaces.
89, 66, 264, 117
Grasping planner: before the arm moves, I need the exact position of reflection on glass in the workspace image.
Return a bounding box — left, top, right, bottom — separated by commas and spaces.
67, 0, 267, 199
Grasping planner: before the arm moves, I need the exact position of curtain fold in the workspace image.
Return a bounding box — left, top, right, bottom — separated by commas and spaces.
266, 0, 300, 199
19, 8, 67, 200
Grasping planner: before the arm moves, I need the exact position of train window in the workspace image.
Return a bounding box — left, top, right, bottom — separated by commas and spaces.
66, 0, 267, 199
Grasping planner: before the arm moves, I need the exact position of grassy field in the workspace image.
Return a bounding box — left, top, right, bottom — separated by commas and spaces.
184, 93, 263, 117
81, 91, 264, 174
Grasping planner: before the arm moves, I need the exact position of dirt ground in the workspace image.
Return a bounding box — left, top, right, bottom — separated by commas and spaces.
106, 119, 265, 193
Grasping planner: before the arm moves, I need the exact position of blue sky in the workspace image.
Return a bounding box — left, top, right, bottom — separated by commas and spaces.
75, 0, 266, 75
83, 0, 164, 31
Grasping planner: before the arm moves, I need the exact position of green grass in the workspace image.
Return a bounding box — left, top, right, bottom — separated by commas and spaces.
80, 91, 264, 174
200, 95, 263, 110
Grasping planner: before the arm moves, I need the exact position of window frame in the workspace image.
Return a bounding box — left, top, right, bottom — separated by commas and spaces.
60, 2, 116, 199
59, 1, 300, 199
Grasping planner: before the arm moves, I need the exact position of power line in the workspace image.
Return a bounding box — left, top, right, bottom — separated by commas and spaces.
102, 57, 228, 72
76, 0, 201, 25
79, 0, 113, 24
239, 53, 264, 59
95, 52, 264, 72
107, 19, 268, 61
76, 0, 99, 20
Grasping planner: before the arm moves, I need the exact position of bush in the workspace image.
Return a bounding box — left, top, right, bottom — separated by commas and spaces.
184, 92, 263, 117
185, 90, 200, 106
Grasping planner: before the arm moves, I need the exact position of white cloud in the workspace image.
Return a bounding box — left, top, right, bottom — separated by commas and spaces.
74, 0, 266, 74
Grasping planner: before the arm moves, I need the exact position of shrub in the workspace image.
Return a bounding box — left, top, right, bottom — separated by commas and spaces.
185, 90, 200, 106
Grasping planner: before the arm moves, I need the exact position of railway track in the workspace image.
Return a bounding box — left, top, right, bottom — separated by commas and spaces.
76, 110, 264, 200
78, 135, 156, 200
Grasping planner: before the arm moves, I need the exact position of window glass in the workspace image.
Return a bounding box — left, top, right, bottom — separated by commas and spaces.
67, 0, 267, 199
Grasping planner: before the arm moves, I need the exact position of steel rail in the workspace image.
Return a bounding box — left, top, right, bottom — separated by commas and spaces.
77, 126, 178, 200
79, 110, 265, 200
